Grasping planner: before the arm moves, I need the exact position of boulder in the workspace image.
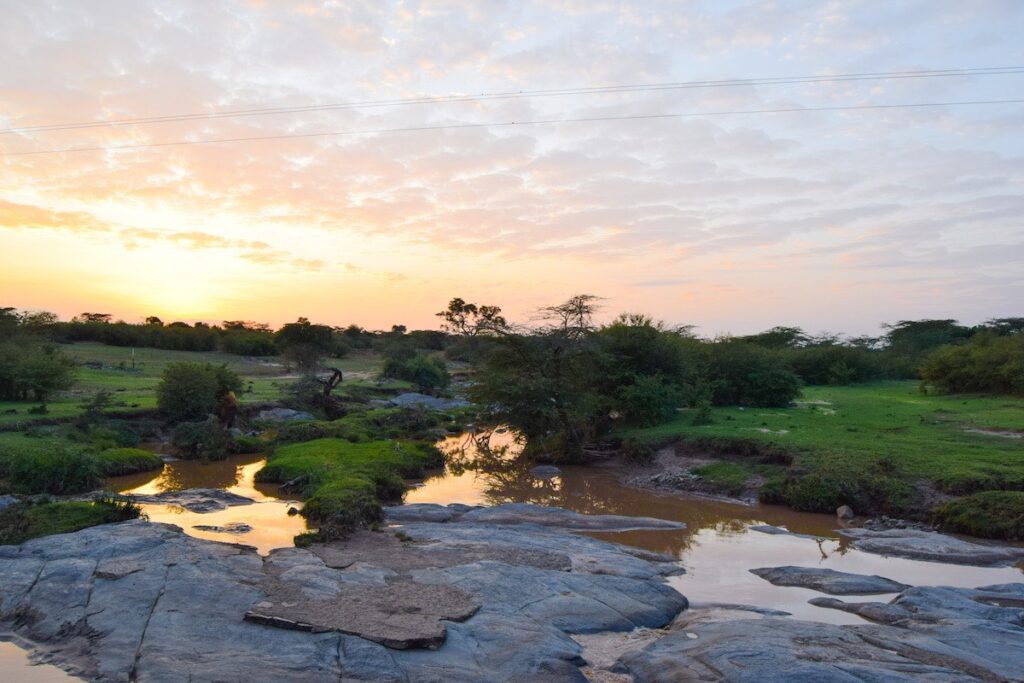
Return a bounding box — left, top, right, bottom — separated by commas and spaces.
836, 505, 854, 519
838, 527, 1024, 566
749, 566, 910, 595
0, 495, 18, 512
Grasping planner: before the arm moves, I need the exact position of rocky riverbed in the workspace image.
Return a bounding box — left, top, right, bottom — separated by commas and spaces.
2, 500, 1024, 681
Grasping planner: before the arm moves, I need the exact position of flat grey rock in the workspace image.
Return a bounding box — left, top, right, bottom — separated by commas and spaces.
749, 524, 825, 540
750, 566, 910, 595
255, 407, 315, 422
129, 488, 256, 513
619, 583, 1024, 682
0, 495, 18, 511
839, 527, 1024, 566
530, 465, 562, 478
192, 522, 253, 534
387, 393, 471, 410
384, 503, 465, 523
460, 502, 686, 532
0, 504, 688, 681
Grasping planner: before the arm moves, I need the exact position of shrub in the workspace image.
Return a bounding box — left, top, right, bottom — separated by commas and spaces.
230, 434, 265, 454
706, 341, 801, 407
95, 448, 164, 476
934, 491, 1024, 540
920, 333, 1024, 395
171, 416, 231, 460
617, 374, 682, 426
760, 464, 914, 515
8, 448, 100, 494
383, 352, 450, 392
156, 362, 241, 423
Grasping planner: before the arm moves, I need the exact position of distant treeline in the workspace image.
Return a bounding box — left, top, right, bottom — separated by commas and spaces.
6, 310, 448, 358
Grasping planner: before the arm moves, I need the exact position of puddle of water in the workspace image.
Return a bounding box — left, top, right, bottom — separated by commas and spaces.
0, 642, 71, 682
407, 432, 1024, 625
106, 454, 308, 555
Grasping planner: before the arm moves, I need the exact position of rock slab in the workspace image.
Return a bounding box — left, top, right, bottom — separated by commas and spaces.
839, 527, 1024, 566
0, 504, 689, 682
749, 566, 910, 595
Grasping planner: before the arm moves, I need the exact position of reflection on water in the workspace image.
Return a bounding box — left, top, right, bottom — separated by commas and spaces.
408, 430, 1024, 624
106, 454, 308, 555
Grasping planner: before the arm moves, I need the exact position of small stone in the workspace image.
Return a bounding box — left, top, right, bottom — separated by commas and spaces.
685, 632, 698, 640
287, 506, 300, 516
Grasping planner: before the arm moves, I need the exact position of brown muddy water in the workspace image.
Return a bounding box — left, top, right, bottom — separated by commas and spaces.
5, 432, 1023, 679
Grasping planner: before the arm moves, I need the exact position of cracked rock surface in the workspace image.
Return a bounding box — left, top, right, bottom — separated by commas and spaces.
0, 505, 688, 682
617, 583, 1024, 682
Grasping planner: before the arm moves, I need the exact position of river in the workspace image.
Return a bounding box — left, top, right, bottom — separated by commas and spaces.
4, 432, 1022, 679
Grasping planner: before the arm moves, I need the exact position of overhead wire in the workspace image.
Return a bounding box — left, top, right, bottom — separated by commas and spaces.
1, 66, 1022, 135
3, 97, 1021, 158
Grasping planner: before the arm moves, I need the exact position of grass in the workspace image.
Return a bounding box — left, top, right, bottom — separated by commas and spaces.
620, 382, 1024, 524
934, 491, 1024, 540
0, 497, 143, 545
623, 382, 1024, 495
691, 461, 751, 496
255, 437, 442, 537
0, 343, 385, 427
95, 447, 164, 476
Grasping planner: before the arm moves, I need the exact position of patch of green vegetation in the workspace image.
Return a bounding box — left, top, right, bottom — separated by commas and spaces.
934, 491, 1024, 541
95, 448, 164, 476
0, 342, 385, 427
692, 461, 750, 496
0, 497, 143, 545
273, 407, 466, 444
255, 438, 442, 537
4, 447, 100, 495
621, 382, 1024, 513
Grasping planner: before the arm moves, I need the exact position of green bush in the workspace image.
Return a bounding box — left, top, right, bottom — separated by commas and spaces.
171, 416, 231, 460
230, 434, 265, 454
8, 448, 100, 494
759, 463, 914, 515
383, 352, 450, 392
617, 374, 682, 426
935, 491, 1024, 540
95, 448, 164, 476
920, 333, 1024, 395
706, 341, 801, 407
156, 362, 241, 423
0, 497, 143, 544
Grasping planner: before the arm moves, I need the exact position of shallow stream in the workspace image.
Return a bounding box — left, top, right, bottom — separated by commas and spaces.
5, 432, 1023, 678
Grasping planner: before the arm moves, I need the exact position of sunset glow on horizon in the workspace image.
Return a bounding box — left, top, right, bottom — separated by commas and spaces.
2, 1, 1022, 335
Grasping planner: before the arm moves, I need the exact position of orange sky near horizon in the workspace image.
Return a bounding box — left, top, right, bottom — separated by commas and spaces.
2, 2, 1022, 335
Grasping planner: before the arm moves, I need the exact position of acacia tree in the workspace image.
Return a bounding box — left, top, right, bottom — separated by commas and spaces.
436, 298, 507, 337
275, 318, 338, 373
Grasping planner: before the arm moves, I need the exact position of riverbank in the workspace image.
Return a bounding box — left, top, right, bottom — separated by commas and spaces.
2, 503, 1022, 682
617, 382, 1024, 535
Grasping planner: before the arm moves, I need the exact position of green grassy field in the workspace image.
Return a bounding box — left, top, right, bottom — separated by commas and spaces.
623, 381, 1024, 504
0, 343, 385, 426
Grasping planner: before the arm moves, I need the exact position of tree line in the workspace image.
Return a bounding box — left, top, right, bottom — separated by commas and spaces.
436, 297, 1024, 460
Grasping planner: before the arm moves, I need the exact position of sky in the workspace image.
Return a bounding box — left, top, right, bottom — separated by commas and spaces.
1, 0, 1022, 336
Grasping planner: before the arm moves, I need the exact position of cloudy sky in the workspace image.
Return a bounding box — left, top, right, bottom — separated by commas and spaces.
1, 0, 1022, 335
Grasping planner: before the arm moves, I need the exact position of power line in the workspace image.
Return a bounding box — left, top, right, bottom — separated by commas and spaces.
1, 66, 1022, 135
3, 97, 1020, 158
